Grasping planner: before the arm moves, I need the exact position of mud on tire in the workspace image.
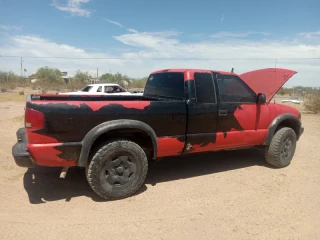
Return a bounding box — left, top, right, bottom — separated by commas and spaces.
264, 127, 297, 168
86, 140, 148, 200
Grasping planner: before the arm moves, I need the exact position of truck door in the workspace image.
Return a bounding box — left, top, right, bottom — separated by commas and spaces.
185, 72, 219, 153
215, 74, 269, 148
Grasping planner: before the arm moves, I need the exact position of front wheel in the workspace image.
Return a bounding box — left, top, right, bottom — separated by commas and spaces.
264, 127, 297, 168
86, 140, 148, 200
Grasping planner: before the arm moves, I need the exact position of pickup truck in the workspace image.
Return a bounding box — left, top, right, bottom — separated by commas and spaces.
59, 83, 143, 96
12, 68, 304, 200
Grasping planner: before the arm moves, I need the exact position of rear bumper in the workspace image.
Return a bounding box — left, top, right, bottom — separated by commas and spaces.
12, 128, 35, 168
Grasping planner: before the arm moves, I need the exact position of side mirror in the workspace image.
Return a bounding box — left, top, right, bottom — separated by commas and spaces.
257, 93, 266, 104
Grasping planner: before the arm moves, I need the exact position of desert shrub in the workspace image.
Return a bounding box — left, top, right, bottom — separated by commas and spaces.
41, 89, 47, 94
66, 80, 87, 92
31, 84, 38, 90
304, 94, 320, 113
9, 84, 16, 90
1, 87, 7, 92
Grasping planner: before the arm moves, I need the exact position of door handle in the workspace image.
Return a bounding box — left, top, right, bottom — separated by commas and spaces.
219, 110, 228, 116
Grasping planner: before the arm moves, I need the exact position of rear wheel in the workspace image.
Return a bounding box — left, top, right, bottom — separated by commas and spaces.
86, 140, 148, 200
265, 127, 297, 168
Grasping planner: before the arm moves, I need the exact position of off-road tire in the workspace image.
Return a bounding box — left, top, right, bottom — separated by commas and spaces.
264, 127, 297, 168
86, 140, 148, 200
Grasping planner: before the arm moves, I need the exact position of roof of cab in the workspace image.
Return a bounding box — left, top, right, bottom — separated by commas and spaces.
151, 68, 238, 76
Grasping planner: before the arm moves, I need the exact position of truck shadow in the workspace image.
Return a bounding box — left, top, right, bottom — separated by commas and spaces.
23, 147, 269, 204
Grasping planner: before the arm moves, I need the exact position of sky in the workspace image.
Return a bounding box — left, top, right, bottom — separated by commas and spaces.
0, 0, 319, 87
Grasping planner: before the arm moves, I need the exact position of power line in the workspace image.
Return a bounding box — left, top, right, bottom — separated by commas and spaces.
0, 68, 21, 69
0, 55, 319, 60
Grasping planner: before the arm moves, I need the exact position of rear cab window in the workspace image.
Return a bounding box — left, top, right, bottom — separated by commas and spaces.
144, 72, 185, 99
194, 72, 216, 103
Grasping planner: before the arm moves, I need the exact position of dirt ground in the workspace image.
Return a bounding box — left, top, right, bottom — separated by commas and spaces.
0, 96, 320, 240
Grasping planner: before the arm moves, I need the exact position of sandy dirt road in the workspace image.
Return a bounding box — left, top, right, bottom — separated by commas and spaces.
0, 101, 320, 240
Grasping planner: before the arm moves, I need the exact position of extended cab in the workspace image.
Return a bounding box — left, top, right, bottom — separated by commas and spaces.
12, 68, 304, 200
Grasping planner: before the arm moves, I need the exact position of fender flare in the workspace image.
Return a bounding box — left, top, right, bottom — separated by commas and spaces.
263, 113, 301, 145
77, 119, 158, 167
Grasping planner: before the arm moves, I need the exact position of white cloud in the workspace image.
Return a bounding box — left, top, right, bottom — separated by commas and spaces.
114, 31, 180, 49
51, 0, 91, 17
0, 30, 320, 87
0, 35, 123, 77
212, 31, 270, 38
112, 31, 320, 87
105, 19, 123, 28
0, 24, 22, 31
298, 30, 320, 38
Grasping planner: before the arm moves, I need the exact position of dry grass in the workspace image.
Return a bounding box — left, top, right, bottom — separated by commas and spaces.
0, 87, 56, 102
11, 115, 24, 122
272, 95, 306, 112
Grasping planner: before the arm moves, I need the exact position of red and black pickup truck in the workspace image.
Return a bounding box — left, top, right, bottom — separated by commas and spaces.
12, 68, 304, 200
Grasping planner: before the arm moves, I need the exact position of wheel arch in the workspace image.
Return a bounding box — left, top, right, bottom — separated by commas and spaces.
78, 120, 158, 167
263, 113, 302, 145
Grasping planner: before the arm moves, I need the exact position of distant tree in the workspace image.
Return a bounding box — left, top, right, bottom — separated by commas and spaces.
129, 77, 148, 89
100, 72, 131, 87
73, 70, 91, 82
100, 73, 114, 83
100, 72, 147, 89
35, 66, 63, 83
0, 71, 23, 90
278, 88, 286, 95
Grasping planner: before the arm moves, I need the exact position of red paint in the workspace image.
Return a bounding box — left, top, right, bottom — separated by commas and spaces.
28, 143, 77, 166
268, 103, 300, 120
25, 108, 44, 129
233, 104, 271, 130
188, 129, 268, 154
239, 68, 297, 102
244, 130, 268, 145
30, 101, 151, 111
157, 137, 185, 157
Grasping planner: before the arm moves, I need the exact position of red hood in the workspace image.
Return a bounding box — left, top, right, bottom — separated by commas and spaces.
239, 68, 297, 102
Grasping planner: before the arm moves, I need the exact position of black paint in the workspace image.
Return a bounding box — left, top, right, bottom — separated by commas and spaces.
179, 133, 217, 153
54, 143, 82, 161
27, 100, 187, 143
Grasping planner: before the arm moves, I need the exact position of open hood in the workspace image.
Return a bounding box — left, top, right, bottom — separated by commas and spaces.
239, 68, 297, 102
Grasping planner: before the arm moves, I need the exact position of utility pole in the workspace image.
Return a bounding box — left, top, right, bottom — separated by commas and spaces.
20, 57, 23, 78
292, 86, 295, 98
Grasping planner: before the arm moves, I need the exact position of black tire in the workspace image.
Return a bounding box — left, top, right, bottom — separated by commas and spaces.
86, 140, 148, 200
264, 127, 297, 168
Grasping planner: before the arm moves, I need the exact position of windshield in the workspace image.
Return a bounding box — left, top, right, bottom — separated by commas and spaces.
144, 72, 185, 99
